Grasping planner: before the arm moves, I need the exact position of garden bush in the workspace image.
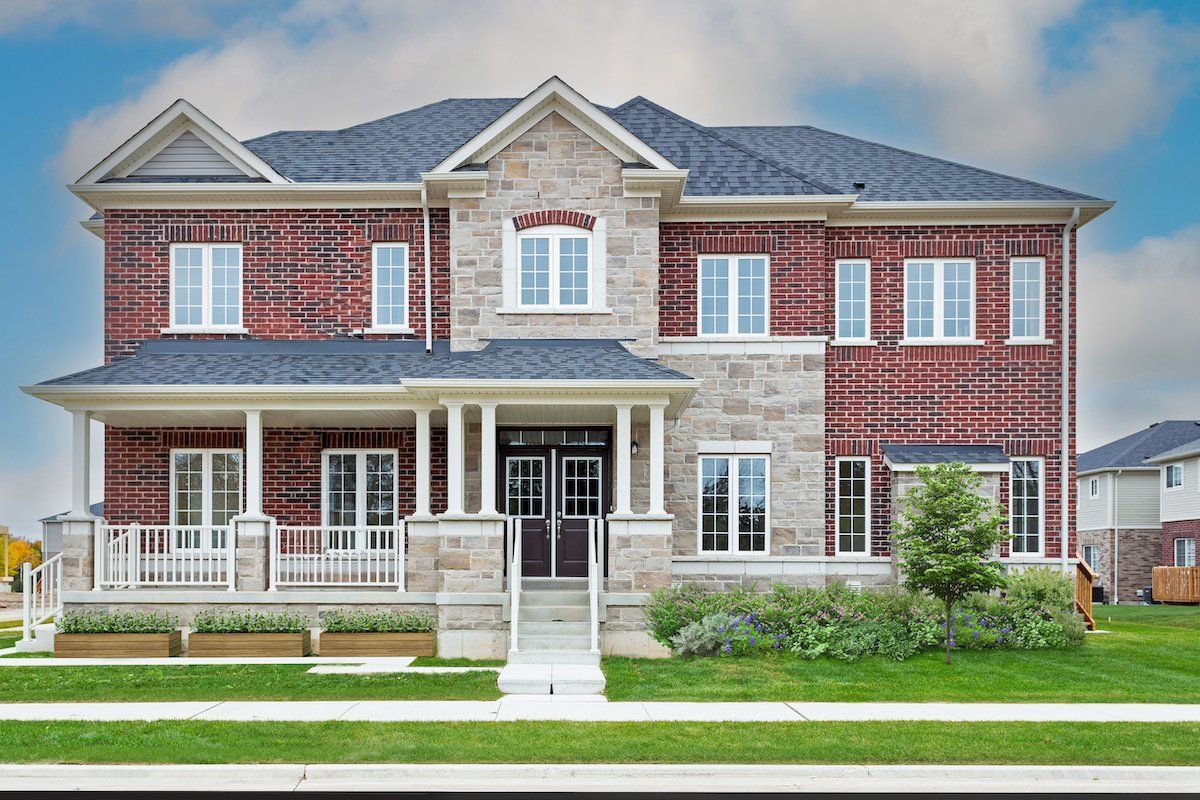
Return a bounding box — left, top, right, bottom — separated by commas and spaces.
191, 609, 308, 634
59, 609, 177, 634
321, 609, 434, 633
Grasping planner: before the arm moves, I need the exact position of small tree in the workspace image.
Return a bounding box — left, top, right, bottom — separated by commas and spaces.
892, 462, 1008, 663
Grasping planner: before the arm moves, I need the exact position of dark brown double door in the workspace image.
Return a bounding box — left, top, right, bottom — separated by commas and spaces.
502, 441, 609, 578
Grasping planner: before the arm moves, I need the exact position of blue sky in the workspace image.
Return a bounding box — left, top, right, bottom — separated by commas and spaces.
2, 0, 1199, 536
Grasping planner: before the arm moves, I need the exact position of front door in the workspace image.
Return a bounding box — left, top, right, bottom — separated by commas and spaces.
505, 455, 551, 577
556, 454, 603, 577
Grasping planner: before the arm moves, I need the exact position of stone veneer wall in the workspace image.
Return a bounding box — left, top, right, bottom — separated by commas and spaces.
447, 112, 660, 356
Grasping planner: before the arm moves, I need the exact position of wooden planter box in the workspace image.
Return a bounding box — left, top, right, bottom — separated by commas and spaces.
320, 632, 435, 657
55, 631, 182, 658
188, 630, 312, 657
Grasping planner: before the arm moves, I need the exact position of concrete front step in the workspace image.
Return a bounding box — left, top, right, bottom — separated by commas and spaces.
12, 623, 53, 653
496, 663, 606, 695
520, 605, 588, 622
507, 649, 601, 666
519, 590, 589, 607
517, 634, 592, 651
518, 621, 590, 637
520, 578, 588, 591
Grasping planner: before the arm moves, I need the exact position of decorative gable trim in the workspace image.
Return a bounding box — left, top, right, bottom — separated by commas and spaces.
513, 210, 597, 231
77, 99, 288, 185
694, 235, 772, 254
428, 76, 676, 174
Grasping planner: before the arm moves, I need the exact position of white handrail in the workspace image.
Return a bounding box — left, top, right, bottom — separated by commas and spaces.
588, 518, 601, 654
270, 524, 405, 588
97, 524, 233, 587
21, 553, 63, 643
509, 517, 523, 654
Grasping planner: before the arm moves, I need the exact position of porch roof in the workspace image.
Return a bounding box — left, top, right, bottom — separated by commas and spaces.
881, 444, 1010, 473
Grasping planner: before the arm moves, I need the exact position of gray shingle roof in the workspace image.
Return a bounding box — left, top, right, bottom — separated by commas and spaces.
882, 444, 1009, 465
35, 339, 692, 387
1078, 421, 1200, 472
1143, 436, 1200, 464
230, 95, 1097, 202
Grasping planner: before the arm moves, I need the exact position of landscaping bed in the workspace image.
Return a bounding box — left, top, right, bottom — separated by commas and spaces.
54, 610, 181, 658
188, 610, 311, 656
318, 610, 435, 656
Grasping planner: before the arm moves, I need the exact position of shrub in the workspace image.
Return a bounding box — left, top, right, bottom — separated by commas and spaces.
670, 612, 733, 656
192, 609, 308, 634
59, 609, 177, 634
321, 609, 434, 633
1005, 567, 1075, 615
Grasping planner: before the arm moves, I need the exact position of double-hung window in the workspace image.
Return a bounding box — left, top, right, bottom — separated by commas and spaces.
1166, 463, 1184, 489
699, 454, 769, 553
835, 457, 870, 554
835, 260, 870, 341
1175, 538, 1197, 567
1082, 544, 1101, 571
699, 255, 768, 336
170, 449, 241, 550
372, 243, 409, 329
323, 450, 398, 551
1010, 458, 1044, 555
1010, 257, 1045, 340
517, 227, 591, 310
904, 258, 975, 341
170, 243, 243, 330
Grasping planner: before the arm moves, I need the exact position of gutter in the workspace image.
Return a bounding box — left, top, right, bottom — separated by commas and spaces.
1112, 469, 1122, 603
1061, 206, 1079, 573
421, 186, 433, 354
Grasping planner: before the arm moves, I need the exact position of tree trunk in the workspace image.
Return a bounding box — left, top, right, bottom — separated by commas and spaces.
944, 598, 953, 664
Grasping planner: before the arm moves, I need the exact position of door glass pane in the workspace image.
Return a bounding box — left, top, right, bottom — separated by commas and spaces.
506, 458, 544, 517
173, 452, 204, 547
737, 456, 767, 552
563, 457, 602, 517
364, 452, 395, 529
327, 453, 358, 528
209, 453, 241, 546
700, 456, 729, 552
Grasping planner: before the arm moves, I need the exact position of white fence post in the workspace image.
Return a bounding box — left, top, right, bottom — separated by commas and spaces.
21, 562, 31, 643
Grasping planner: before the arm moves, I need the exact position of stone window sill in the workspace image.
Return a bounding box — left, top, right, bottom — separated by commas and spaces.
160, 326, 249, 335
354, 326, 416, 335
831, 339, 878, 347
496, 307, 614, 315
1004, 338, 1055, 346
898, 339, 985, 347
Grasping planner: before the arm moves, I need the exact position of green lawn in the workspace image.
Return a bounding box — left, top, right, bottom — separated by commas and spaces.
604, 604, 1200, 702
0, 720, 1196, 765
0, 664, 500, 702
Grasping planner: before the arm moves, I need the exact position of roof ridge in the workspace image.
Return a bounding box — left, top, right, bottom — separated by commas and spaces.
619, 97, 840, 194
724, 124, 1099, 202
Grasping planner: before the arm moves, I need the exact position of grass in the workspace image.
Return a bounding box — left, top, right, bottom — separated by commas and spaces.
0, 664, 500, 702
604, 604, 1200, 703
0, 720, 1196, 765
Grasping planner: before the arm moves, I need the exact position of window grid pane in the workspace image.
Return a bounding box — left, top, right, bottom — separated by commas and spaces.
327, 453, 358, 528
173, 452, 204, 530
942, 261, 972, 338
173, 246, 204, 327
1011, 259, 1042, 338
209, 246, 241, 326
736, 257, 767, 335
209, 452, 241, 529
519, 237, 551, 306
374, 246, 407, 326
737, 456, 767, 552
506, 458, 544, 518
562, 457, 602, 517
837, 459, 868, 553
836, 261, 868, 339
700, 457, 730, 552
1176, 538, 1197, 567
558, 237, 589, 307
699, 258, 730, 335
1011, 459, 1041, 554
364, 453, 395, 528
905, 262, 934, 338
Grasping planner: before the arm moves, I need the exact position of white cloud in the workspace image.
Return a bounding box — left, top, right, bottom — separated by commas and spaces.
54, 0, 1200, 181
0, 0, 240, 38
1078, 227, 1200, 451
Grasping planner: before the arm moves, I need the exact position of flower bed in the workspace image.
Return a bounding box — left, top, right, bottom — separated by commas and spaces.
647, 569, 1085, 660
188, 610, 311, 656
319, 610, 435, 656
55, 610, 181, 657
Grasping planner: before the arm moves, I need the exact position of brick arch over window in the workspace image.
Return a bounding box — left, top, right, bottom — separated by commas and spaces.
512, 210, 597, 231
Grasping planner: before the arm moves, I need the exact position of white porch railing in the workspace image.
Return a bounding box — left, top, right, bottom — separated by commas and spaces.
96, 524, 234, 588
508, 517, 523, 653
271, 524, 405, 589
21, 553, 63, 642
587, 518, 603, 654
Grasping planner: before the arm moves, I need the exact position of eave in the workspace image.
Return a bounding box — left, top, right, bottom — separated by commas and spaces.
68, 181, 426, 212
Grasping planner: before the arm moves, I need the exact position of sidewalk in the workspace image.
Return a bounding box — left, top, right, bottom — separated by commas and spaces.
2, 696, 1199, 722
2, 763, 1199, 792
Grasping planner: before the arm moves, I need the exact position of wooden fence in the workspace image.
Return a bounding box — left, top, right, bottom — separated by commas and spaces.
1075, 550, 1096, 630
1152, 566, 1200, 604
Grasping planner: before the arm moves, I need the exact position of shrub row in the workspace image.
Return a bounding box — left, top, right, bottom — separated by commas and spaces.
59, 608, 435, 634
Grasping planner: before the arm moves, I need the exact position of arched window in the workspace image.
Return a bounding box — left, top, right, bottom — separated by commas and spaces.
501, 216, 608, 314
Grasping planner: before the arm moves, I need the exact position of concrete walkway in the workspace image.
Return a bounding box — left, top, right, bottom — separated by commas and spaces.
2, 696, 1199, 722
1, 763, 1198, 792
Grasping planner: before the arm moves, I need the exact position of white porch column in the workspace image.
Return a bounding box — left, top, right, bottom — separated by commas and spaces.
444, 401, 465, 515
244, 409, 264, 517
479, 402, 498, 516
648, 401, 667, 515
414, 408, 432, 517
615, 403, 632, 515
70, 410, 92, 517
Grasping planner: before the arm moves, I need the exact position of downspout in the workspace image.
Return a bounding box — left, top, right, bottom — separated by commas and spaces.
421, 186, 433, 354
1061, 207, 1080, 573
1112, 470, 1122, 604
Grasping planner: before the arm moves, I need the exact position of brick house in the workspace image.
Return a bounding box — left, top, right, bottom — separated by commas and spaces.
24, 77, 1112, 661
1078, 421, 1200, 603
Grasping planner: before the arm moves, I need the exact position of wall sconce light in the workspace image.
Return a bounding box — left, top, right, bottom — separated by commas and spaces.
631, 441, 640, 456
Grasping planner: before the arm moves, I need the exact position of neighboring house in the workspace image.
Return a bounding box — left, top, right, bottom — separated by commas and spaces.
1077, 421, 1200, 602
22, 77, 1112, 660
39, 502, 104, 561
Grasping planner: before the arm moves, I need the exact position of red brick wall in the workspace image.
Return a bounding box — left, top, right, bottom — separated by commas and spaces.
104, 426, 447, 525
103, 209, 451, 361
824, 224, 1075, 558
659, 221, 826, 337
1161, 519, 1200, 565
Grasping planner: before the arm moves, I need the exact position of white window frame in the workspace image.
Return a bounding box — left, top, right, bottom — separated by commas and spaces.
371, 242, 410, 331
1009, 457, 1045, 557
835, 456, 871, 556
1009, 256, 1045, 341
168, 448, 243, 548
1082, 544, 1101, 571
697, 254, 771, 337
167, 242, 245, 332
696, 453, 771, 555
320, 449, 400, 541
499, 220, 608, 314
903, 258, 976, 342
1165, 463, 1184, 491
835, 259, 871, 342
1175, 537, 1197, 567
1089, 477, 1100, 499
